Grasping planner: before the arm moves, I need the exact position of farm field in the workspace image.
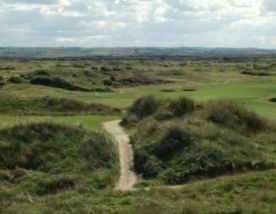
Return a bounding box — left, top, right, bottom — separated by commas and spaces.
0, 56, 276, 213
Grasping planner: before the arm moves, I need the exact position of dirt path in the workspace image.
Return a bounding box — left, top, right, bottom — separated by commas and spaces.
103, 120, 137, 191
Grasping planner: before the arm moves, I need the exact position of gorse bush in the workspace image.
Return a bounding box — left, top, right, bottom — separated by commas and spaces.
129, 97, 276, 184
0, 75, 5, 87
154, 126, 193, 160
0, 122, 118, 193
168, 97, 195, 116
8, 76, 23, 84
129, 96, 158, 119
207, 101, 266, 133
0, 123, 116, 171
30, 76, 89, 92
270, 98, 276, 103
123, 96, 195, 126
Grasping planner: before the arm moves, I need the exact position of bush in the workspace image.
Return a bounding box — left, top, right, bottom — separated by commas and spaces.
103, 79, 113, 86
0, 122, 118, 190
130, 97, 275, 184
241, 71, 271, 76
168, 97, 195, 116
33, 69, 50, 76
154, 126, 193, 160
154, 109, 173, 121
101, 66, 112, 72
269, 98, 276, 103
0, 75, 5, 87
30, 76, 89, 92
8, 76, 22, 84
129, 96, 158, 119
207, 101, 265, 133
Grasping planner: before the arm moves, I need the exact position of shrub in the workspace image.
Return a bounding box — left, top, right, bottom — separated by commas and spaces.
101, 66, 112, 72
269, 98, 276, 103
33, 69, 50, 76
8, 76, 22, 84
0, 75, 5, 87
40, 175, 77, 195
154, 126, 193, 160
168, 97, 195, 116
83, 70, 95, 77
241, 71, 271, 76
30, 76, 89, 92
129, 96, 158, 119
154, 109, 173, 121
183, 88, 196, 92
103, 79, 113, 86
0, 122, 118, 190
140, 156, 163, 178
207, 101, 265, 133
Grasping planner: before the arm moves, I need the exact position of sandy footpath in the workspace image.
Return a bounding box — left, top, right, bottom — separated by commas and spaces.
103, 120, 137, 191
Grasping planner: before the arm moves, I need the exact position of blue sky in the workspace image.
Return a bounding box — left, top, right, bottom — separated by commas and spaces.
0, 0, 276, 48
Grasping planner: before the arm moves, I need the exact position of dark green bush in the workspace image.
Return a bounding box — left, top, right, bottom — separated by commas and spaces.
0, 123, 117, 188
0, 76, 5, 87
129, 96, 158, 119
207, 101, 265, 133
101, 66, 112, 72
103, 79, 113, 86
130, 97, 275, 184
33, 69, 50, 76
154, 109, 173, 121
8, 76, 22, 84
39, 175, 77, 195
30, 76, 89, 92
241, 71, 271, 76
270, 98, 276, 103
168, 97, 195, 116
154, 126, 193, 160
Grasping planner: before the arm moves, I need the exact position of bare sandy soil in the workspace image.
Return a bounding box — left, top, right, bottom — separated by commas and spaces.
103, 120, 137, 191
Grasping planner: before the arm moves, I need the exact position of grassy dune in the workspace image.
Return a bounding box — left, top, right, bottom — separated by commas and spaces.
0, 57, 275, 213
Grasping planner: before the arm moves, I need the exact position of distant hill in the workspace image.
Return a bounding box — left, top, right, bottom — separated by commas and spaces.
0, 47, 276, 59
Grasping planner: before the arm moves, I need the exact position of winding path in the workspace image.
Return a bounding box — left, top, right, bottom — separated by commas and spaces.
103, 120, 137, 191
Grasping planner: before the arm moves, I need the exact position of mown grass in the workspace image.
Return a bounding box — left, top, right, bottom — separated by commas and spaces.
1, 80, 275, 120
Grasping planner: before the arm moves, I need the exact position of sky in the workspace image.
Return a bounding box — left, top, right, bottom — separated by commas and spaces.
0, 0, 276, 48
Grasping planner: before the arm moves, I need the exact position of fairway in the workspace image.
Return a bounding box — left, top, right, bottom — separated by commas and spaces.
2, 80, 275, 121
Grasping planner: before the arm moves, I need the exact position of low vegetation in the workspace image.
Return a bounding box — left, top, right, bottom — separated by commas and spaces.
0, 122, 118, 199
241, 70, 272, 76
270, 98, 276, 103
123, 96, 276, 184
0, 96, 120, 115
30, 76, 90, 92
0, 56, 275, 213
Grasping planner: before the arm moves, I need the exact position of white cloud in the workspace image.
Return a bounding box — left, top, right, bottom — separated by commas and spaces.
0, 0, 275, 48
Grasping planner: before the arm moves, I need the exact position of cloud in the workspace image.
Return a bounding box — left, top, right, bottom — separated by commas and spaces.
0, 0, 275, 48
264, 0, 276, 11
5, 0, 58, 5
